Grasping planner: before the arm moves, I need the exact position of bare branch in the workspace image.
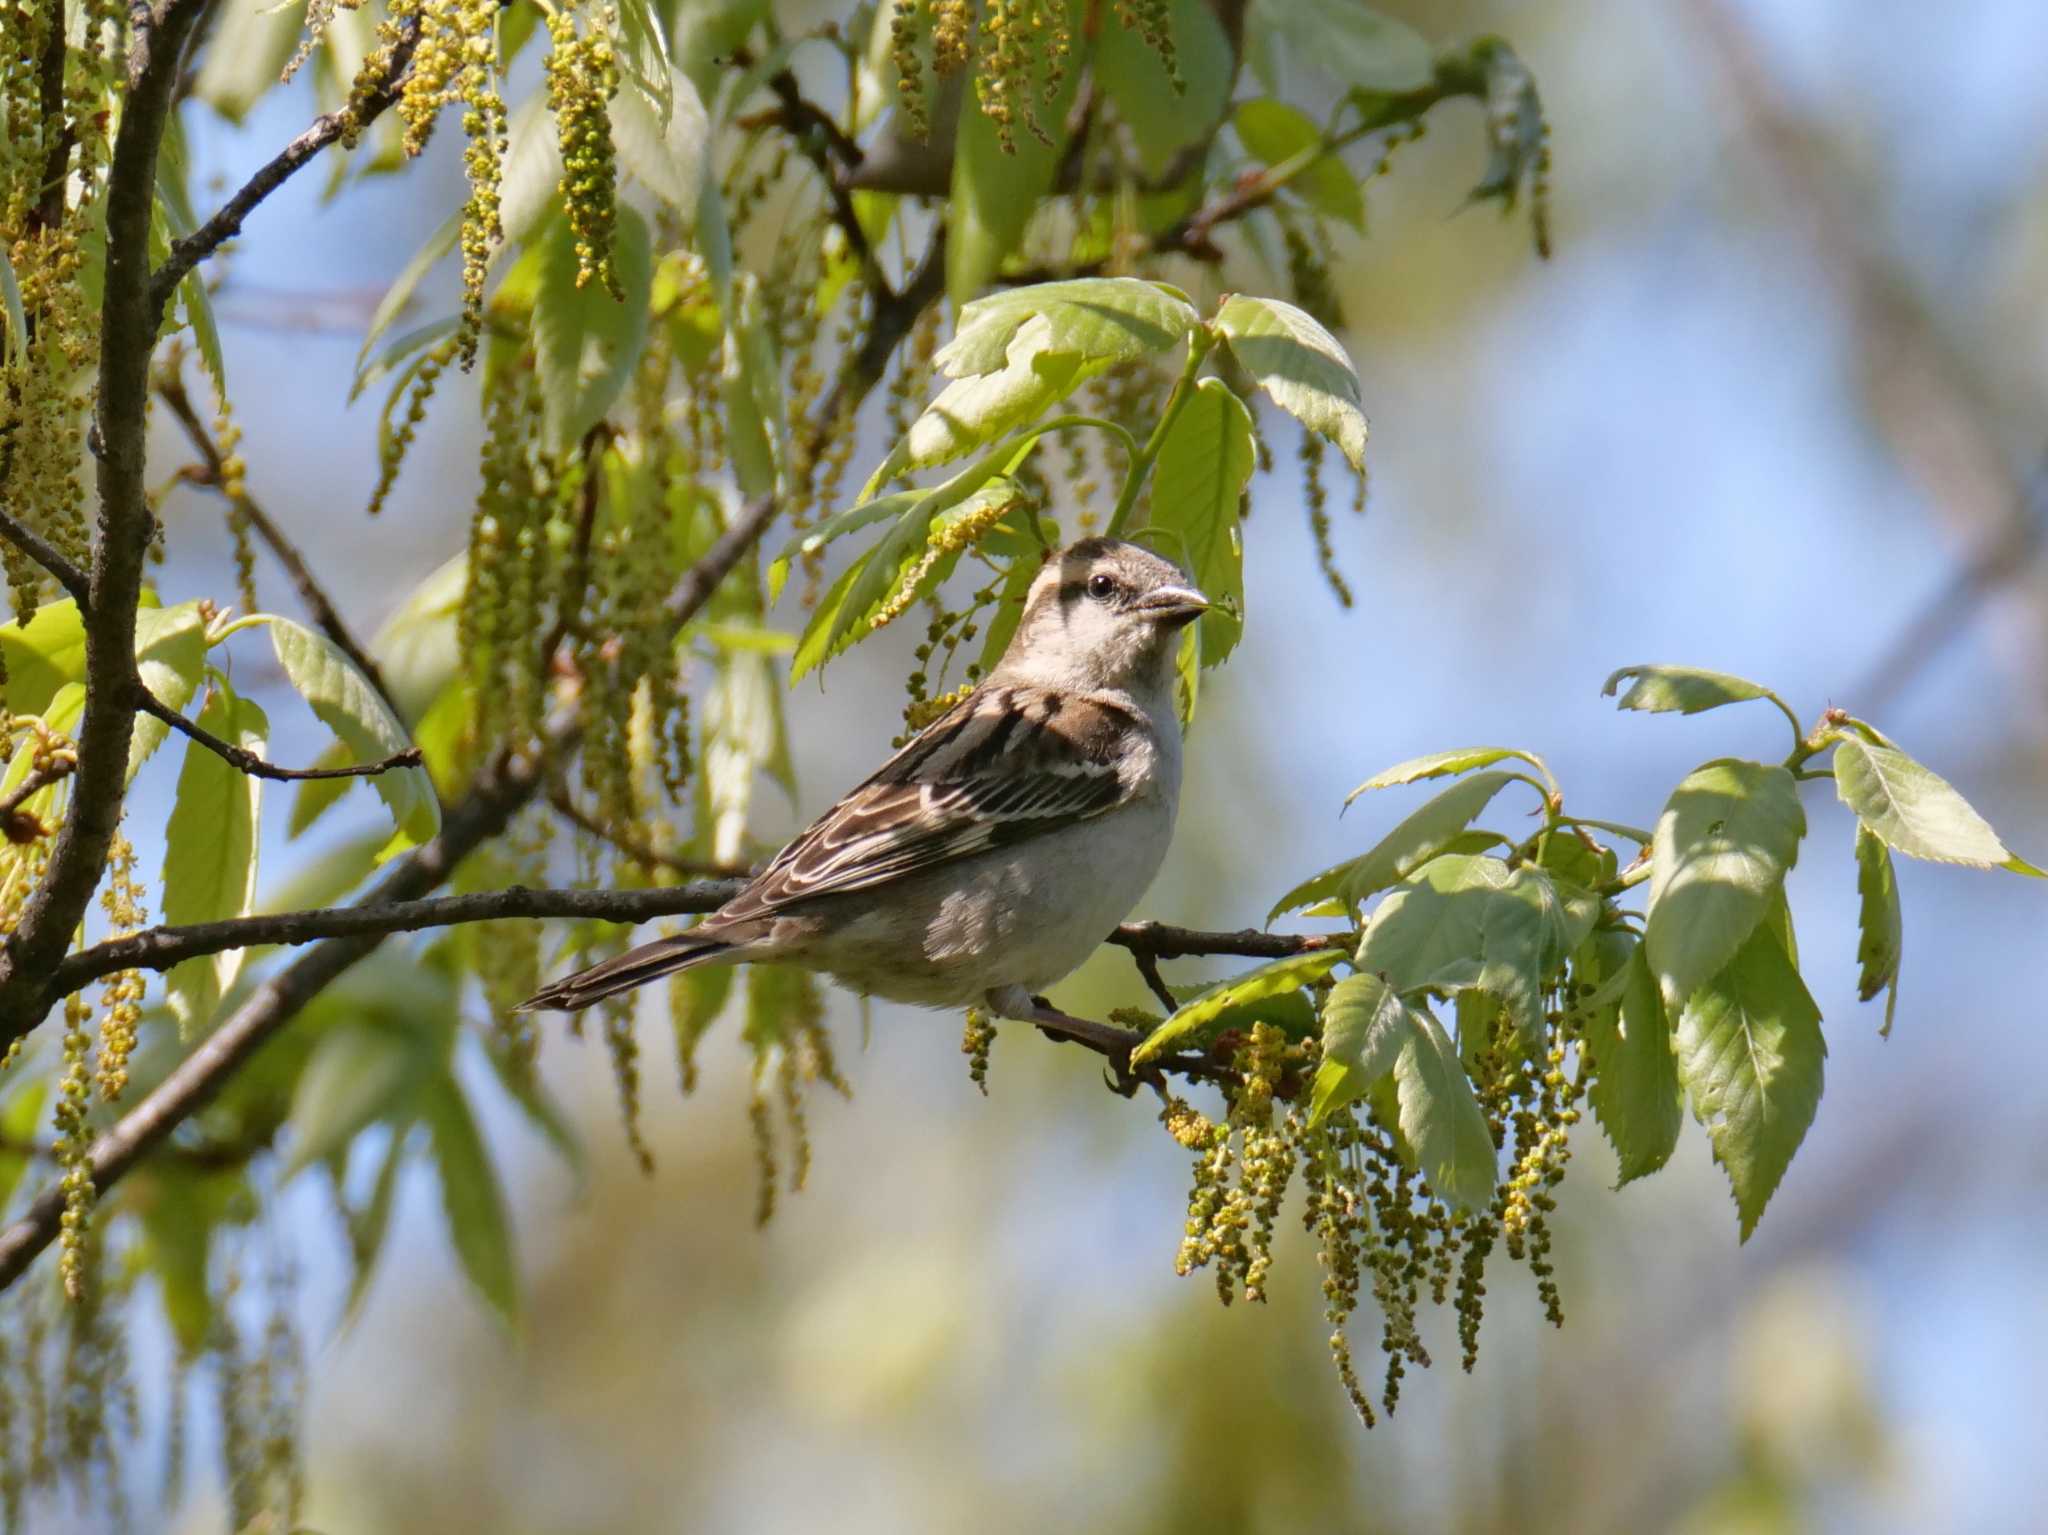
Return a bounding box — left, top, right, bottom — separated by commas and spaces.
155, 370, 403, 717
1109, 921, 1337, 963
0, 504, 92, 605
147, 17, 423, 315
133, 686, 425, 782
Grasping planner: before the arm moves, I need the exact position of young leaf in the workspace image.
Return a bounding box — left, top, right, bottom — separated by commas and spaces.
1602, 664, 1773, 716
1309, 971, 1410, 1125
1269, 771, 1518, 922
1833, 735, 2041, 875
498, 95, 567, 250
1213, 293, 1367, 470
1645, 758, 1804, 1014
1852, 825, 1902, 1037
903, 315, 1094, 470
190, 0, 301, 122
1354, 852, 1570, 1048
1391, 1005, 1499, 1211
533, 203, 654, 452
1129, 948, 1345, 1066
1580, 938, 1683, 1185
1233, 99, 1364, 228
613, 63, 710, 220
947, 33, 1083, 306
937, 277, 1202, 379
421, 1072, 521, 1329
769, 491, 923, 602
161, 686, 266, 1031
1346, 744, 1552, 799
1148, 377, 1255, 661
1674, 924, 1827, 1240
129, 600, 208, 781
267, 617, 442, 847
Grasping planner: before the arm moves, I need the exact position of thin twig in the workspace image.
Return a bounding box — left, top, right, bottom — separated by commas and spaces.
133, 687, 424, 781
0, 505, 92, 606
545, 785, 749, 878
155, 370, 403, 717
1108, 921, 1337, 963
0, 759, 76, 841
147, 16, 424, 315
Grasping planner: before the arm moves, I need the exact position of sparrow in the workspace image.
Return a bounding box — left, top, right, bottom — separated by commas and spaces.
518, 537, 1209, 1033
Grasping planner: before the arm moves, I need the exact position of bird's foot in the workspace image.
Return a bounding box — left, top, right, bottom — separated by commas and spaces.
984, 986, 1161, 1098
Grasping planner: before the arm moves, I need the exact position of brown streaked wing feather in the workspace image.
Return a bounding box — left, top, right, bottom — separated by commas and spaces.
714, 685, 1143, 921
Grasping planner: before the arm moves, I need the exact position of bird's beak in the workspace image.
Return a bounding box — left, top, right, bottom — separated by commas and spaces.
1136, 583, 1210, 627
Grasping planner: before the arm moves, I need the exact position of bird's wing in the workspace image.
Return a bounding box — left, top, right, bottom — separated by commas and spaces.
716, 683, 1146, 921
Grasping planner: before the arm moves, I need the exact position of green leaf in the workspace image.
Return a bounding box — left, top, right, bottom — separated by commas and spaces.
1130, 948, 1345, 1066
342, 1131, 408, 1327
903, 314, 1095, 471
351, 315, 461, 406
976, 551, 1042, 677
1355, 852, 1572, 1047
498, 95, 567, 250
266, 617, 441, 848
1309, 971, 1411, 1125
129, 600, 208, 781
355, 211, 461, 381
937, 277, 1202, 378
1581, 938, 1682, 1185
613, 0, 675, 122
769, 490, 921, 601
161, 685, 266, 1031
1257, 0, 1434, 92
179, 270, 226, 401
1346, 744, 1552, 799
613, 62, 709, 220
1601, 664, 1775, 717
1391, 1005, 1498, 1211
947, 14, 1084, 306
1646, 758, 1804, 1014
1674, 924, 1827, 1240
1233, 99, 1364, 228
1095, 0, 1234, 175
1214, 293, 1368, 470
1852, 825, 1902, 1037
0, 1079, 48, 1210
533, 203, 654, 452
719, 270, 783, 495
191, 0, 302, 122
133, 1166, 240, 1356
421, 1072, 521, 1329
368, 552, 468, 725
1833, 735, 2039, 874
700, 640, 793, 865
1149, 378, 1254, 662
1270, 771, 1518, 922
284, 1024, 421, 1177
0, 599, 87, 716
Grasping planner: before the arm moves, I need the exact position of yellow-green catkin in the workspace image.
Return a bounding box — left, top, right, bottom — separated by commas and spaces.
94, 832, 147, 1100
889, 0, 933, 139
545, 6, 624, 298
366, 329, 461, 515
600, 992, 655, 1174
960, 1008, 995, 1095
53, 994, 96, 1303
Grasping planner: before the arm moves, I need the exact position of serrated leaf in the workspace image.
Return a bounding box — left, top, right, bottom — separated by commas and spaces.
1646, 758, 1804, 1014
769, 490, 921, 601
421, 1072, 520, 1328
1674, 923, 1826, 1240
1581, 937, 1682, 1185
0, 599, 85, 715
267, 617, 441, 847
1346, 744, 1551, 799
904, 314, 1094, 470
1149, 377, 1254, 662
1852, 825, 1902, 1036
1355, 852, 1572, 1048
1392, 1005, 1498, 1211
161, 686, 266, 1031
130, 600, 208, 781
1095, 0, 1234, 175
1270, 773, 1518, 922
1308, 971, 1410, 1124
947, 21, 1084, 306
1833, 735, 2034, 873
1130, 948, 1345, 1066
533, 203, 653, 452
938, 277, 1202, 378
1214, 293, 1367, 469
1601, 664, 1774, 717
613, 62, 708, 219
1233, 99, 1364, 229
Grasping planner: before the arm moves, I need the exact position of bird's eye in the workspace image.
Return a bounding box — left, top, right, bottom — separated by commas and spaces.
1086, 573, 1119, 602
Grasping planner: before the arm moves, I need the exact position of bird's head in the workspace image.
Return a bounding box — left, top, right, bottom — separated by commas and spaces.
993, 537, 1209, 697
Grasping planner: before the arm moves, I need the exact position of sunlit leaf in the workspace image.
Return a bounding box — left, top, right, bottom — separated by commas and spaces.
1214, 293, 1367, 469
1130, 948, 1345, 1065
130, 600, 208, 781
1391, 1005, 1498, 1211
613, 62, 709, 220
1149, 377, 1254, 662
1852, 825, 1902, 1037
1580, 937, 1682, 1185
421, 1072, 521, 1328
355, 211, 460, 381
161, 685, 266, 1032
1833, 735, 2041, 875
534, 203, 654, 452
1233, 99, 1364, 228
1346, 744, 1552, 799
1096, 0, 1234, 174
1308, 971, 1409, 1125
937, 277, 1202, 378
1257, 0, 1433, 93
1601, 664, 1774, 717
191, 0, 301, 122
1270, 772, 1518, 922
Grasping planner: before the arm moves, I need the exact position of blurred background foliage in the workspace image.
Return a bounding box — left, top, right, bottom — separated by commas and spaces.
7, 0, 2048, 1528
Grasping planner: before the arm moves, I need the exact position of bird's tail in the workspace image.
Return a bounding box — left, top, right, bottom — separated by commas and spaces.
515, 930, 742, 1013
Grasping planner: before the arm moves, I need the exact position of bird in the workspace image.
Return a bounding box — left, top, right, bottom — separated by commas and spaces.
517, 537, 1209, 1039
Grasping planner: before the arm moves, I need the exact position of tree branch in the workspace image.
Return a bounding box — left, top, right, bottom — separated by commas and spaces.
147, 17, 424, 316
133, 686, 424, 781
155, 369, 403, 717
0, 0, 209, 1048
0, 504, 92, 605
0, 758, 76, 842
545, 785, 748, 878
